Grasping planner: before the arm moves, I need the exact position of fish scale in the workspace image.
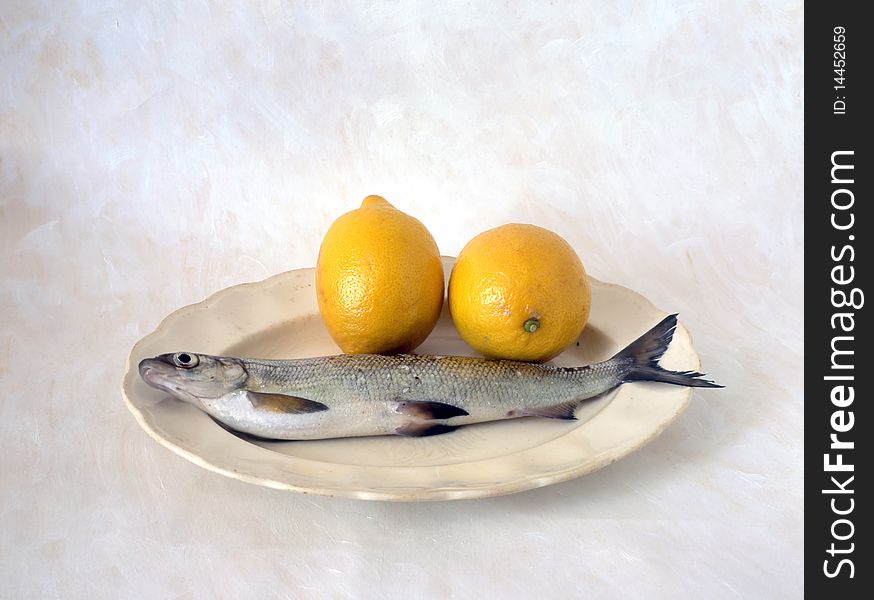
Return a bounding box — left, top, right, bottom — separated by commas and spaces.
244, 354, 612, 410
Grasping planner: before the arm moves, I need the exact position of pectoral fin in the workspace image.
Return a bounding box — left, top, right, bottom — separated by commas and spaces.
518, 400, 579, 420
247, 391, 329, 414
395, 400, 469, 420
209, 416, 282, 442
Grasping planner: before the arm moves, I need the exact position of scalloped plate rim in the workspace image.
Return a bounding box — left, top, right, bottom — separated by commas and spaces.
121, 259, 699, 501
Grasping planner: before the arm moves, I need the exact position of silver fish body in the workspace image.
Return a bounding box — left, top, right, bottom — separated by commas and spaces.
138, 314, 720, 440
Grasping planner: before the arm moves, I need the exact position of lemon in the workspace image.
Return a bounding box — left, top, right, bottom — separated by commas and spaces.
448, 224, 590, 362
316, 195, 444, 354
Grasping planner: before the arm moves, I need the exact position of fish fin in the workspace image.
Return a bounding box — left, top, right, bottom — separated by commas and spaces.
209, 416, 282, 442
618, 314, 724, 389
395, 400, 469, 420
247, 391, 329, 414
395, 423, 460, 437
518, 399, 579, 420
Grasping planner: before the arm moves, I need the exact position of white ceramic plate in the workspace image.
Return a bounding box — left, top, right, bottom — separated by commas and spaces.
121, 258, 702, 501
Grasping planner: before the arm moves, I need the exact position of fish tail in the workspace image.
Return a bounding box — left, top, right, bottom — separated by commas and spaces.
617, 314, 723, 388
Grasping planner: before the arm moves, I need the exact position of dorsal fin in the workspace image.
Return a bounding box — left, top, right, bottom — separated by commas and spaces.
247, 391, 328, 414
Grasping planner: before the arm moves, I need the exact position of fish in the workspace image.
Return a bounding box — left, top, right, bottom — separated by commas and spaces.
138, 313, 721, 440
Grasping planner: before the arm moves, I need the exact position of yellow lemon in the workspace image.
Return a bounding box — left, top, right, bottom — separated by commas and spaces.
448, 224, 590, 362
316, 195, 444, 354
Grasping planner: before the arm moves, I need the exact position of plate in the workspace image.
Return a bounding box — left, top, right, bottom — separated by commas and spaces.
121, 258, 701, 501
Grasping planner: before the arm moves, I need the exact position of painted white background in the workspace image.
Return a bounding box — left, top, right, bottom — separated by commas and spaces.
1, 1, 802, 598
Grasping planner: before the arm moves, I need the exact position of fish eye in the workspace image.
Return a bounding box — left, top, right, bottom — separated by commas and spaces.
173, 353, 199, 368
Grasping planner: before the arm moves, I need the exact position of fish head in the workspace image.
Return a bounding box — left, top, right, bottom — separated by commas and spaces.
138, 352, 248, 406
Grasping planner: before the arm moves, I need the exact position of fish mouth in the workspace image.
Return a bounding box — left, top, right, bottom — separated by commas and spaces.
138, 358, 169, 389
138, 358, 202, 406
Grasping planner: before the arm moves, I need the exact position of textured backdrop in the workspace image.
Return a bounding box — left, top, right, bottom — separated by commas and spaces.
1, 1, 802, 597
